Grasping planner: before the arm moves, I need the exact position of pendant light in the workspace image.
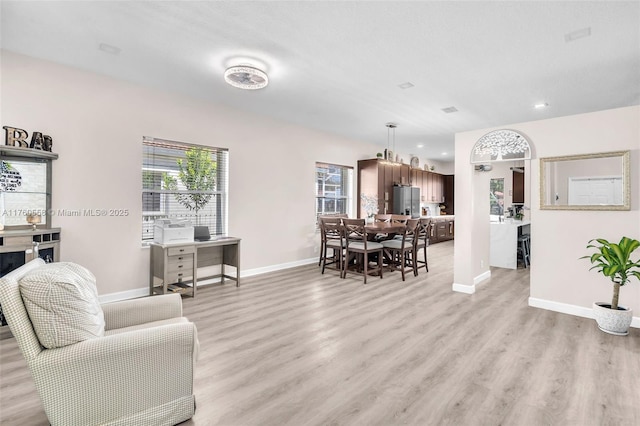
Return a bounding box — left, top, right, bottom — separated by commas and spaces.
386, 122, 397, 162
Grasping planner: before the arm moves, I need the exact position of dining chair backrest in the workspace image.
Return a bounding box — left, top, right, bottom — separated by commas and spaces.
415, 218, 432, 246
405, 218, 420, 237
319, 214, 347, 226
323, 220, 344, 242
342, 218, 368, 244
391, 214, 411, 224
318, 215, 345, 233
374, 214, 392, 223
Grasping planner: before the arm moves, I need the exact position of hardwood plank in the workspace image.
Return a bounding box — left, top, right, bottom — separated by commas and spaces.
1, 241, 639, 426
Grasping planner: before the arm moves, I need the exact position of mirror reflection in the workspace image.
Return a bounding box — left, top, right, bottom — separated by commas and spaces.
540, 151, 629, 210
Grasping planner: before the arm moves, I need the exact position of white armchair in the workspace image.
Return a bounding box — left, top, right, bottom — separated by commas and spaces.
0, 258, 199, 426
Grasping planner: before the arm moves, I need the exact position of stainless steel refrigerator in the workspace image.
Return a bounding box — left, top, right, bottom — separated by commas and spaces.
393, 186, 421, 218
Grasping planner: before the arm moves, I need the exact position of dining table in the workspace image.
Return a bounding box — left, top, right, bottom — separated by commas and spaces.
364, 221, 406, 234
364, 221, 406, 241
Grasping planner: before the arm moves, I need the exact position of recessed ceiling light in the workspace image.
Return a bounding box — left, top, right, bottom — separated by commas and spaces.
224, 65, 269, 90
441, 106, 458, 113
534, 102, 549, 109
417, 144, 424, 148
398, 82, 414, 89
98, 43, 121, 55
441, 152, 447, 156
565, 27, 591, 43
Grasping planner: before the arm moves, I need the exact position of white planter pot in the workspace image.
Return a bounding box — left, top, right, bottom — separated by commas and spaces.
592, 302, 633, 336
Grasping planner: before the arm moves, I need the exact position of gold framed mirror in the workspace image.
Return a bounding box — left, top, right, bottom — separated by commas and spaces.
540, 150, 630, 210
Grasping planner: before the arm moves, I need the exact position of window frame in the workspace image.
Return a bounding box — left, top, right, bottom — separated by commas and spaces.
142, 137, 229, 244
315, 162, 353, 223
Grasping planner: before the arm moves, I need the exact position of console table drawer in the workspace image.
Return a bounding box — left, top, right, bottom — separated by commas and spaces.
166, 270, 193, 284
167, 246, 195, 256
167, 256, 194, 273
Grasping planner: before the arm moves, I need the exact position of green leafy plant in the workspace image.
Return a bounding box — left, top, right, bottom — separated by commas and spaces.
163, 148, 217, 222
582, 237, 640, 310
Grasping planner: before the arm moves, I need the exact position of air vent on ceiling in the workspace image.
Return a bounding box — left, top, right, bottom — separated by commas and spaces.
564, 27, 591, 43
98, 43, 121, 55
397, 82, 414, 89
441, 106, 458, 113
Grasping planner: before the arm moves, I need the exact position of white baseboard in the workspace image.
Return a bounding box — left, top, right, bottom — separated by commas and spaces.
241, 257, 317, 277
528, 297, 640, 328
99, 288, 149, 304
98, 257, 318, 303
452, 283, 475, 294
474, 270, 491, 286
452, 270, 492, 295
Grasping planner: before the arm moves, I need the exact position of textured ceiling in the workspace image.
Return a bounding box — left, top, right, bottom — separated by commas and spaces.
2, 1, 639, 162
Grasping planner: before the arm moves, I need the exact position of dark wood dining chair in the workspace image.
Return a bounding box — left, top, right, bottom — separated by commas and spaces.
374, 214, 392, 223
381, 218, 419, 281
318, 214, 348, 267
373, 214, 393, 241
342, 218, 384, 283
390, 214, 411, 241
390, 214, 411, 224
412, 218, 432, 273
320, 220, 345, 275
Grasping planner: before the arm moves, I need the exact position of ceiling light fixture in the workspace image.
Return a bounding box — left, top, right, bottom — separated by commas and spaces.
224, 65, 269, 90
534, 102, 548, 109
442, 106, 458, 113
386, 122, 397, 161
417, 144, 424, 148
398, 82, 414, 89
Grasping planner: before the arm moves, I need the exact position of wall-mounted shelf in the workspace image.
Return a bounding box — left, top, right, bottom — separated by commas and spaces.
0, 145, 58, 160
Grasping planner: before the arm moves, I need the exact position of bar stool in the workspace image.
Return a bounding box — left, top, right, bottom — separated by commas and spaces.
517, 234, 531, 268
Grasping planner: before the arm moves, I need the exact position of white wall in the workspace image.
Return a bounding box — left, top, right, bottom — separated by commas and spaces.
1, 50, 379, 296
454, 106, 640, 320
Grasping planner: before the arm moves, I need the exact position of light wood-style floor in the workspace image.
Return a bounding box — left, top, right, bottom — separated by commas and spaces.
1, 241, 639, 425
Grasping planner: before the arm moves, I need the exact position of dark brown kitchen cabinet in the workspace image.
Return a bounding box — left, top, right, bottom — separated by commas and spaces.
442, 175, 455, 215
357, 159, 411, 217
513, 168, 525, 204
408, 167, 445, 204
430, 218, 454, 243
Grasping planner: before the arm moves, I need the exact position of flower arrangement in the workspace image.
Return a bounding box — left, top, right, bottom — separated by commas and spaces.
361, 194, 379, 218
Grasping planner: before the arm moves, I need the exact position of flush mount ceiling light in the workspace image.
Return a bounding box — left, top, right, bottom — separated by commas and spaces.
224, 65, 268, 90
534, 102, 549, 109
470, 129, 532, 163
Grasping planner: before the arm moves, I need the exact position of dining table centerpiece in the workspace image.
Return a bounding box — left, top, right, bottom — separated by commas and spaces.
361, 194, 379, 223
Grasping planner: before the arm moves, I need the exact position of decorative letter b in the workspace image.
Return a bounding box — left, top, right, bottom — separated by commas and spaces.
3, 126, 29, 148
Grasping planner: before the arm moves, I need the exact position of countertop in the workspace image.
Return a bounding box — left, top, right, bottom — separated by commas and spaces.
490, 219, 531, 226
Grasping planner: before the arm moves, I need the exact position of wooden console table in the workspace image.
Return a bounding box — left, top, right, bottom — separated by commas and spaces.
149, 237, 241, 297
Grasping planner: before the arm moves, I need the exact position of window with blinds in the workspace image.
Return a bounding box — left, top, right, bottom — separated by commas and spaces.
315, 162, 353, 221
142, 137, 229, 243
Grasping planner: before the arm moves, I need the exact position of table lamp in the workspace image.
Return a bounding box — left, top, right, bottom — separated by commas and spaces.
26, 214, 41, 230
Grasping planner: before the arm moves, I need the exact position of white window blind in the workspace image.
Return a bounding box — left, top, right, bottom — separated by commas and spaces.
142, 137, 229, 242
315, 162, 353, 220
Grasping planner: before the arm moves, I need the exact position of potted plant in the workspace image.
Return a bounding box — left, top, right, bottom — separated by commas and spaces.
582, 236, 640, 335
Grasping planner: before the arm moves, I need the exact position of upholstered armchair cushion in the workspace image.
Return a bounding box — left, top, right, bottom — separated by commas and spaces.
19, 262, 105, 349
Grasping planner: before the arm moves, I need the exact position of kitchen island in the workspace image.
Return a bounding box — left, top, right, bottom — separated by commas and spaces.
490, 219, 531, 269
420, 215, 455, 243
